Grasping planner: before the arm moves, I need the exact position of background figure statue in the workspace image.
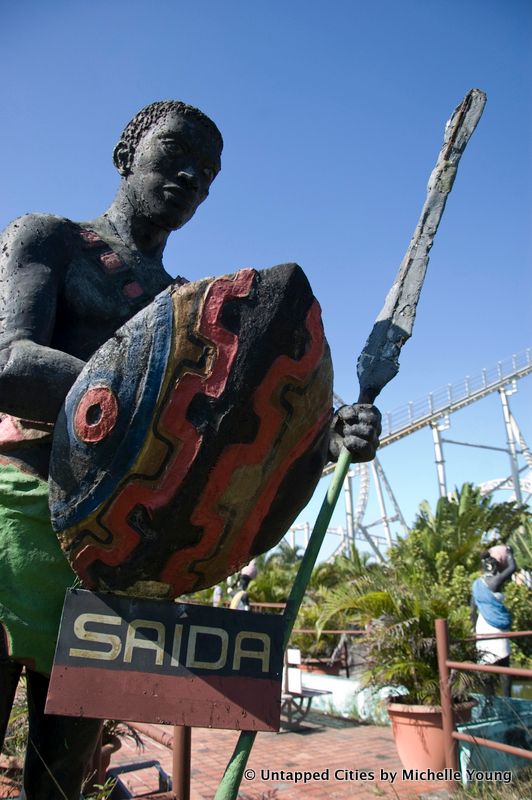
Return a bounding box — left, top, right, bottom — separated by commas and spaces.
471, 544, 516, 697
0, 100, 380, 797
229, 560, 258, 611
212, 584, 223, 607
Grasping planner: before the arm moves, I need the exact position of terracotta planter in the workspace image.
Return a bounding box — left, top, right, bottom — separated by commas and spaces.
387, 701, 474, 772
0, 773, 21, 798
0, 755, 22, 798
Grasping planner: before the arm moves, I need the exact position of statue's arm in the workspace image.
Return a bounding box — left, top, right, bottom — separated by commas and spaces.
0, 215, 85, 422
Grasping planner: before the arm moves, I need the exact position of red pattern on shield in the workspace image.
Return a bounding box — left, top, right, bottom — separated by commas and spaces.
73, 387, 119, 444
70, 269, 255, 578
55, 263, 333, 596
161, 300, 327, 592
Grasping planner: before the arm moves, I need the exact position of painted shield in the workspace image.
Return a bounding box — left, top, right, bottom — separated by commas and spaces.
49, 264, 333, 597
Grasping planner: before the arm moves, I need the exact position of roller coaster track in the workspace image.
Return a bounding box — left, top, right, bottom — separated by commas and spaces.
312, 350, 532, 557
377, 348, 532, 447
328, 348, 532, 476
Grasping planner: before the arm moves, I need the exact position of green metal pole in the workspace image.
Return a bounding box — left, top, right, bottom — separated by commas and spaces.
213, 447, 352, 800
282, 447, 352, 647
212, 729, 258, 800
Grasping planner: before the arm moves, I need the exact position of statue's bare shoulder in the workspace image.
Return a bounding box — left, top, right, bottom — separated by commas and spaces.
1, 212, 76, 263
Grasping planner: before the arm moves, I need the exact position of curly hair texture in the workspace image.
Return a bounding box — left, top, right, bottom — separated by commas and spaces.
119, 100, 223, 156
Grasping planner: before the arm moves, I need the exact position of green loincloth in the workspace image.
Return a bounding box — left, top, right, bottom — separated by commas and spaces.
0, 463, 78, 675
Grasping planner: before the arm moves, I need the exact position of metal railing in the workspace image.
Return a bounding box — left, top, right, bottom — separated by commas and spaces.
379, 349, 532, 447
435, 618, 532, 780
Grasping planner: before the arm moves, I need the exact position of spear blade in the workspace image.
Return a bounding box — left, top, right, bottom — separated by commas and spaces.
357, 88, 487, 404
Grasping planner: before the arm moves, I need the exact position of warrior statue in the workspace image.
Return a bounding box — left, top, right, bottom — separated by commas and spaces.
0, 100, 381, 797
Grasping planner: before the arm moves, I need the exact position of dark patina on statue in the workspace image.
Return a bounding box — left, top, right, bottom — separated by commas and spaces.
0, 100, 380, 797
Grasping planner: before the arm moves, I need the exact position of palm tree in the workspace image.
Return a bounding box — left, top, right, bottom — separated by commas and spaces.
250, 541, 303, 604
265, 540, 304, 568
508, 522, 532, 569
390, 483, 531, 583
317, 483, 531, 701
309, 543, 376, 590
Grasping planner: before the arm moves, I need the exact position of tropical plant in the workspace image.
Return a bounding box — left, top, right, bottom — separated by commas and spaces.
0, 675, 27, 773
320, 575, 478, 704
390, 483, 530, 584
101, 719, 144, 749
508, 521, 532, 568
85, 778, 118, 800
265, 540, 304, 568
290, 599, 336, 660
308, 543, 376, 590
188, 485, 531, 676
317, 484, 532, 705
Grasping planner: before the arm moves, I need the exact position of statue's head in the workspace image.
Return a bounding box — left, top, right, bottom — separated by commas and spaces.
481, 544, 509, 575
481, 553, 500, 575
113, 100, 223, 231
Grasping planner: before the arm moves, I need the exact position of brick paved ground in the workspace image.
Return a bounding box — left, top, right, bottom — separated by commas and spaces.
111, 713, 451, 800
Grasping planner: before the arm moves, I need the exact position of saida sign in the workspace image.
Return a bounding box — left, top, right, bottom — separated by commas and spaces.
46, 589, 284, 731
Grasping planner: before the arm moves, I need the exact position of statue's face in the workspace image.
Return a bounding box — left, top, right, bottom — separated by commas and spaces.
125, 112, 222, 231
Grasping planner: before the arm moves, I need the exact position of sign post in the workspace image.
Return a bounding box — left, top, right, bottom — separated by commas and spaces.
173, 725, 191, 800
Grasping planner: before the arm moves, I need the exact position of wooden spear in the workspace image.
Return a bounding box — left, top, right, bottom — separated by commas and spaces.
213, 88, 486, 800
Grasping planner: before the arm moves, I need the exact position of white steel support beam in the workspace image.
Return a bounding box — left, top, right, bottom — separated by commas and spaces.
357, 523, 386, 562
374, 457, 410, 535
344, 474, 355, 554
431, 419, 448, 498
370, 462, 393, 548
508, 413, 532, 471
499, 386, 523, 504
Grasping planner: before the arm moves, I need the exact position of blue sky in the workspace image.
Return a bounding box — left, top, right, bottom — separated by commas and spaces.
1, 1, 530, 555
